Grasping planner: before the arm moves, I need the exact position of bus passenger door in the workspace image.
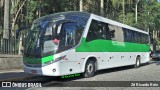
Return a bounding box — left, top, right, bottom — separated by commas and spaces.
59, 22, 81, 75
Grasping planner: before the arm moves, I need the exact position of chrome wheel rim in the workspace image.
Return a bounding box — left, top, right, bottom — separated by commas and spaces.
137, 59, 140, 67
87, 63, 93, 74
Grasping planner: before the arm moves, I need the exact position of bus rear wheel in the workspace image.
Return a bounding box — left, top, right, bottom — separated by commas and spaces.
83, 60, 95, 78
135, 56, 141, 68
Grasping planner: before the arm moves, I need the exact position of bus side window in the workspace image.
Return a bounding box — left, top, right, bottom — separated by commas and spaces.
108, 25, 115, 40
86, 20, 111, 42
60, 22, 76, 47
123, 28, 133, 42
86, 20, 99, 42
76, 17, 87, 44
67, 16, 88, 45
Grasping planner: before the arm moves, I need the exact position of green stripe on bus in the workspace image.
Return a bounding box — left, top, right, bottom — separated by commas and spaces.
24, 55, 54, 64
42, 55, 54, 63
76, 38, 149, 52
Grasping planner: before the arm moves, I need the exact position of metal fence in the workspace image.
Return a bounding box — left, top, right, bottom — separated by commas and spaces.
0, 33, 26, 55
0, 37, 19, 55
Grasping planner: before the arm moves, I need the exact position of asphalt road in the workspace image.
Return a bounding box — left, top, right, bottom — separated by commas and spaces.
27, 60, 160, 90
1, 60, 160, 90
74, 61, 160, 81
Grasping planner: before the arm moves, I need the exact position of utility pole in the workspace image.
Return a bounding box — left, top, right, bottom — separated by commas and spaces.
3, 0, 9, 39
148, 12, 150, 33
135, 0, 139, 23
3, 0, 10, 54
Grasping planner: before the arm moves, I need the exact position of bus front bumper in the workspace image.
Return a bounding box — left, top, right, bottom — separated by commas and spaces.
23, 63, 61, 76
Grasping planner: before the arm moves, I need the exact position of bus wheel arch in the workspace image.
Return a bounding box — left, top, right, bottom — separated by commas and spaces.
83, 57, 97, 78
135, 55, 141, 68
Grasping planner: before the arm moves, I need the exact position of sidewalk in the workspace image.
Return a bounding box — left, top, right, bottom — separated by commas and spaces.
0, 69, 35, 81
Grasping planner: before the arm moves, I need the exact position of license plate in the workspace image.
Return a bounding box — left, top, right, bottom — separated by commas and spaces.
31, 70, 37, 74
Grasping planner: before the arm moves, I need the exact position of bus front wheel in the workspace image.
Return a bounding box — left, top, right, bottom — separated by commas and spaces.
83, 60, 95, 78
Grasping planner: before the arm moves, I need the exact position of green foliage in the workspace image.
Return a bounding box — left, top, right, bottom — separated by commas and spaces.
124, 13, 135, 26
83, 0, 100, 15
61, 0, 78, 11
118, 13, 135, 26
26, 0, 38, 23
1, 0, 160, 39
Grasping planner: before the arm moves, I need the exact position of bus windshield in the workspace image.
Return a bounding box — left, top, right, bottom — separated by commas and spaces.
25, 23, 41, 57
25, 21, 58, 57
24, 20, 84, 58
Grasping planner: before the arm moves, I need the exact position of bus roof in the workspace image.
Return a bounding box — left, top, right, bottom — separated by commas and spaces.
33, 11, 148, 34
33, 11, 91, 24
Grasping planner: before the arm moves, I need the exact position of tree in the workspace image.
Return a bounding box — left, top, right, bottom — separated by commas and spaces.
1, 0, 160, 53
11, 0, 26, 34
2, 0, 9, 54
0, 0, 4, 7
100, 0, 104, 16
0, 0, 4, 32
83, 0, 100, 15
80, 0, 83, 11
135, 0, 139, 23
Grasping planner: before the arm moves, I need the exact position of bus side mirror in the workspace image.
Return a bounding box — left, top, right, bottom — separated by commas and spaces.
16, 29, 25, 39
16, 25, 31, 39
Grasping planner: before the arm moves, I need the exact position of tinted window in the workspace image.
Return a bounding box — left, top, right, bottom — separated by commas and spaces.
68, 16, 88, 44
155, 51, 160, 53
60, 22, 76, 47
86, 20, 110, 42
123, 28, 133, 42
59, 21, 84, 51
123, 28, 149, 44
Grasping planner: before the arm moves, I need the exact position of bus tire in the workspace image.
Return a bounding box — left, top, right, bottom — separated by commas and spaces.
135, 56, 141, 68
83, 60, 95, 78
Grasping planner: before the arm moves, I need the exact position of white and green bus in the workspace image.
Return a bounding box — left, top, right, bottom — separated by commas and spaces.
23, 11, 150, 77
